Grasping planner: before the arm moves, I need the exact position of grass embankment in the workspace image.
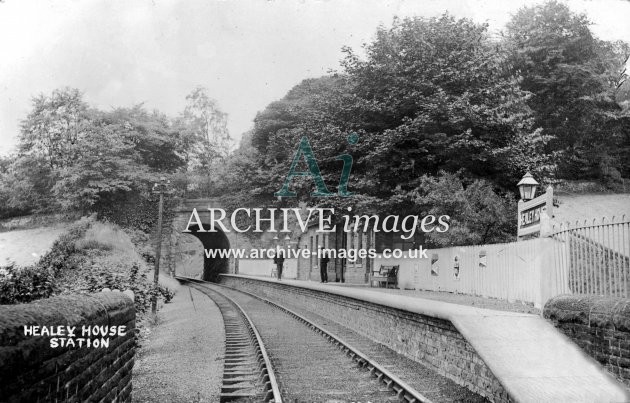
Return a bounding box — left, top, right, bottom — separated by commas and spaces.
0, 216, 178, 336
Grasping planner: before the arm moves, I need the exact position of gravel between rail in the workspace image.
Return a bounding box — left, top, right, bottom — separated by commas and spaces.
217, 282, 488, 403
257, 291, 487, 402
209, 283, 400, 402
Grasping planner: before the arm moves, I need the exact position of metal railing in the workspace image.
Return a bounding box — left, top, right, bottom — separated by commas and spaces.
552, 216, 630, 298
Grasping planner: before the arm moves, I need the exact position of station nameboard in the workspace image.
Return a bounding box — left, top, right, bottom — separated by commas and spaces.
517, 186, 554, 241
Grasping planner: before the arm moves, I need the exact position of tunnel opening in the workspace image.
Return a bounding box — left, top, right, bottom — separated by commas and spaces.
183, 224, 230, 282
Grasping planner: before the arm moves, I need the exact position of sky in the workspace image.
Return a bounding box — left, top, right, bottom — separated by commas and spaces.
1, 0, 629, 155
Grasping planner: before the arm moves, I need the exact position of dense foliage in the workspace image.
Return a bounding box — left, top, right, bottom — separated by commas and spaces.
0, 86, 232, 219
0, 88, 222, 309
213, 5, 629, 246
505, 1, 630, 183
0, 216, 174, 310
1, 1, 628, 249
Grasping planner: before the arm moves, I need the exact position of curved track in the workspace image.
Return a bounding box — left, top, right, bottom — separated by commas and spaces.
193, 282, 282, 402
180, 278, 433, 402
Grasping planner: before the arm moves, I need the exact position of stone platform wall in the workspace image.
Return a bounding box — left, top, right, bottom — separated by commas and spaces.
219, 275, 509, 402
0, 291, 135, 402
544, 295, 630, 387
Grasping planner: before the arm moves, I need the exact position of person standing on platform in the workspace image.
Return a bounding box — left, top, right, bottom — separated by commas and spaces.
319, 246, 330, 283
273, 252, 285, 281
336, 262, 345, 283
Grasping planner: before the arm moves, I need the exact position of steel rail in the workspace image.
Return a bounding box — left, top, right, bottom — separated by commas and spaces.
179, 276, 432, 403
179, 278, 282, 403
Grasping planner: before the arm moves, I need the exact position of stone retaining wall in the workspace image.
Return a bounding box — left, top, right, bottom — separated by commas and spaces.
0, 291, 136, 402
219, 275, 509, 402
544, 295, 630, 387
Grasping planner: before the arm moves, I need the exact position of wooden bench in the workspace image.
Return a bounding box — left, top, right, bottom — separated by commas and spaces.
369, 265, 399, 288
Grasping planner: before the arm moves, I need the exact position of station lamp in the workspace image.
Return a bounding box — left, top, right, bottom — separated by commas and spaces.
517, 172, 539, 202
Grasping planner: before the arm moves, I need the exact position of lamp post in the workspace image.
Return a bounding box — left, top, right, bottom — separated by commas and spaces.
151, 176, 170, 315
517, 172, 539, 202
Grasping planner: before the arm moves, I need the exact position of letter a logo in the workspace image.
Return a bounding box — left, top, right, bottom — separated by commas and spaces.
274, 137, 333, 197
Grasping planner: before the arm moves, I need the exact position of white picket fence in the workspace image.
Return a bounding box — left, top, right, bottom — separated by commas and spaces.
373, 237, 569, 308
234, 238, 571, 308
228, 217, 629, 308
371, 217, 630, 308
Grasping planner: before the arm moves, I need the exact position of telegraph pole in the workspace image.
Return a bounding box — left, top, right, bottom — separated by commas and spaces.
152, 177, 170, 315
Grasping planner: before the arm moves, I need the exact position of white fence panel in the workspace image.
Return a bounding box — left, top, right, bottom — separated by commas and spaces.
373, 238, 565, 308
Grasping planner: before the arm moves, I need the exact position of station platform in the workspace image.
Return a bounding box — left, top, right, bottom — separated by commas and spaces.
221, 274, 630, 403
321, 280, 540, 314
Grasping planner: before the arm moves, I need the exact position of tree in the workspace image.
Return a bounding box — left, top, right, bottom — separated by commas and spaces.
0, 154, 55, 215
5, 89, 188, 213
505, 0, 630, 182
19, 88, 91, 170
249, 76, 359, 202
341, 15, 538, 195
242, 15, 539, 221
56, 105, 188, 211
178, 86, 232, 171
51, 113, 141, 211
413, 171, 517, 246
216, 14, 538, 248
103, 105, 186, 173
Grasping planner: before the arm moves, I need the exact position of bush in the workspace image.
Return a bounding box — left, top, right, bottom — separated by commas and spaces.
0, 216, 96, 304
37, 215, 94, 274
75, 221, 136, 254
0, 262, 55, 304
125, 227, 155, 264
53, 221, 162, 313
0, 216, 177, 315
158, 274, 180, 295
75, 239, 114, 251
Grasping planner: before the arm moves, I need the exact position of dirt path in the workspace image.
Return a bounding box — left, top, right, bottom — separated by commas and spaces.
133, 286, 225, 402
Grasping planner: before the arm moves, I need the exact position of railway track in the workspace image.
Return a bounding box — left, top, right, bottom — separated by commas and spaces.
194, 282, 282, 402
179, 278, 432, 403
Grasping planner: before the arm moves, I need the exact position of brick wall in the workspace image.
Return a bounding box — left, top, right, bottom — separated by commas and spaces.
544, 295, 630, 387
219, 276, 509, 402
0, 291, 135, 402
